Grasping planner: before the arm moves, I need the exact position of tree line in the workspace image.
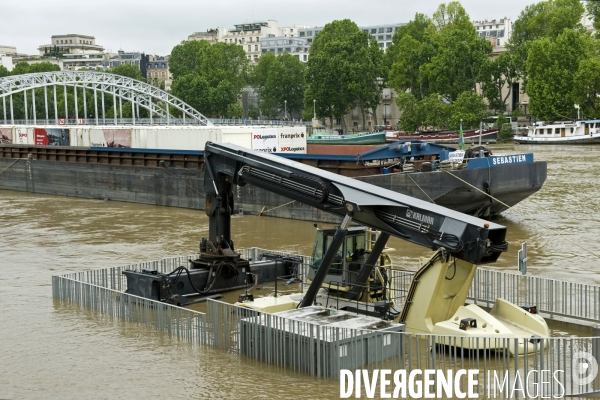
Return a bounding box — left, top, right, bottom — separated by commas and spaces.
3, 0, 599, 127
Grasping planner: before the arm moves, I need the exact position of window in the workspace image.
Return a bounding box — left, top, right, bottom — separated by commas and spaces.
371, 29, 376, 34
363, 30, 368, 33
248, 45, 251, 51
256, 37, 259, 42
303, 54, 307, 61
295, 55, 299, 59
285, 47, 291, 52
386, 27, 392, 33
499, 30, 505, 37
378, 35, 383, 40
300, 31, 305, 37
308, 31, 313, 36
477, 26, 480, 30
255, 44, 258, 51
70, 40, 72, 43
379, 43, 384, 48
254, 55, 258, 60
496, 24, 499, 28
394, 27, 399, 31
161, 72, 165, 77
249, 37, 253, 43
386, 35, 391, 39
378, 28, 384, 33
386, 42, 392, 47
307, 38, 312, 43
497, 39, 501, 46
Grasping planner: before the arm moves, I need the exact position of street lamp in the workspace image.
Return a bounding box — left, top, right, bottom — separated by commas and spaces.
284, 100, 287, 120
313, 99, 316, 119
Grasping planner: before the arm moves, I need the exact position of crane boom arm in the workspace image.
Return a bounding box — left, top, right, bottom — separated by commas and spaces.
203, 142, 507, 264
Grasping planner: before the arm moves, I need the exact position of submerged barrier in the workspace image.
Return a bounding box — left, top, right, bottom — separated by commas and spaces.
52, 248, 600, 396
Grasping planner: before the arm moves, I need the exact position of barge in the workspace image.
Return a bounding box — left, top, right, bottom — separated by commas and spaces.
0, 139, 546, 221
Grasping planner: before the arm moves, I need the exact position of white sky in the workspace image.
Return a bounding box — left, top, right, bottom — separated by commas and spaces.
2, 0, 542, 56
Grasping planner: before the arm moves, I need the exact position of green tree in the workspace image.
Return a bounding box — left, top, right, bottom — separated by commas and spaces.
387, 13, 436, 100
425, 3, 492, 101
509, 0, 585, 83
586, 1, 600, 38
169, 40, 208, 80
251, 52, 306, 118
110, 64, 145, 81
0, 65, 9, 78
428, 1, 474, 33
10, 61, 60, 76
494, 114, 513, 141
480, 52, 519, 113
305, 19, 383, 129
572, 58, 600, 119
170, 74, 211, 114
448, 91, 488, 129
169, 40, 249, 117
526, 29, 594, 120
395, 92, 450, 132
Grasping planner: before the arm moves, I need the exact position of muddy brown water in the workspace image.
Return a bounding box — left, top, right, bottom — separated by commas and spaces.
1, 143, 599, 399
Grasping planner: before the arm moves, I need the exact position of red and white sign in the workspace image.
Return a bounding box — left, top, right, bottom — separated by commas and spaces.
252, 128, 278, 153
58, 118, 66, 125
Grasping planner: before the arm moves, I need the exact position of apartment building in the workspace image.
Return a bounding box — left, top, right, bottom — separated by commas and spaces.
297, 23, 404, 50
38, 34, 104, 56
146, 58, 172, 91
473, 19, 512, 47
260, 37, 310, 62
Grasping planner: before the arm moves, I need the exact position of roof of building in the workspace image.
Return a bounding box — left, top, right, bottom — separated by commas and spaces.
51, 34, 95, 39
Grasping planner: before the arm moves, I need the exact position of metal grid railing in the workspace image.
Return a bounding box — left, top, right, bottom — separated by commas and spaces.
469, 268, 600, 322
51, 248, 600, 394
204, 298, 600, 396
52, 274, 207, 345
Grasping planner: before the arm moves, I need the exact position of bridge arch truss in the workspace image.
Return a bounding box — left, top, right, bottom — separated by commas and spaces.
0, 71, 212, 126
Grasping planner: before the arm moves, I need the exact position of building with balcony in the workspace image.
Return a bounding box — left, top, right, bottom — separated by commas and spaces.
62, 53, 107, 71
298, 23, 404, 51
360, 24, 405, 50
38, 34, 104, 56
189, 21, 307, 63
473, 19, 512, 48
260, 37, 310, 62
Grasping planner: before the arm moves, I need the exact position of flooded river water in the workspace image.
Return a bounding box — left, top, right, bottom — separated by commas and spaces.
1, 143, 599, 399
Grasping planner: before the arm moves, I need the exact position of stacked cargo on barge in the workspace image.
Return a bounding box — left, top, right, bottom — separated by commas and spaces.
0, 124, 546, 222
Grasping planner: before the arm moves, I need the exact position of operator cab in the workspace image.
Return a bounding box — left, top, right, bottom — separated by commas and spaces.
308, 226, 386, 294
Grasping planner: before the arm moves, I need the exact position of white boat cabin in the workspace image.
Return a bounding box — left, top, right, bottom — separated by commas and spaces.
526, 120, 600, 138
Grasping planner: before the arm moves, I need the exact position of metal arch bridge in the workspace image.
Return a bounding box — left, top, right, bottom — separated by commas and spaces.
0, 71, 213, 126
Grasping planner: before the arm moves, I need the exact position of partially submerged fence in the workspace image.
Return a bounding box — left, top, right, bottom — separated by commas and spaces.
52, 248, 600, 396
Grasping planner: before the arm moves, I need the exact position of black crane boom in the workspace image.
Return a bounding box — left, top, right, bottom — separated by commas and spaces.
203, 142, 507, 265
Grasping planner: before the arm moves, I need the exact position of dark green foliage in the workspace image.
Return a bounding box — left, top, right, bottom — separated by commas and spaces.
169, 40, 249, 117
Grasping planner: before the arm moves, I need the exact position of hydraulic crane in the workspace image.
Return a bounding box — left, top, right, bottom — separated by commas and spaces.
201, 142, 507, 306
125, 142, 547, 354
